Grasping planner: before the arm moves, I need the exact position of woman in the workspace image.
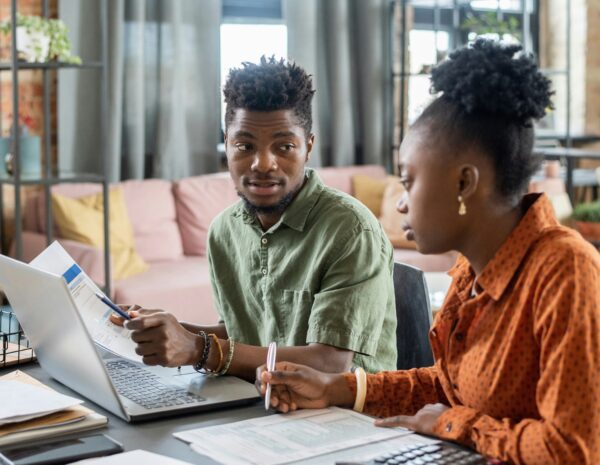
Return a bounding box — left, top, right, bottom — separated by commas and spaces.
257, 39, 600, 465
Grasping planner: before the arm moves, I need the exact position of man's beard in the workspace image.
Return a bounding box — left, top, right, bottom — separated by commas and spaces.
238, 189, 298, 216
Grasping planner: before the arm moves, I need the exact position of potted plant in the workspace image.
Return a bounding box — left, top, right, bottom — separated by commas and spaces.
572, 201, 600, 243
0, 14, 81, 64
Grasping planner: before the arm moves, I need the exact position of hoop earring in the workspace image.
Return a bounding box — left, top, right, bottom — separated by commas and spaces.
458, 195, 467, 216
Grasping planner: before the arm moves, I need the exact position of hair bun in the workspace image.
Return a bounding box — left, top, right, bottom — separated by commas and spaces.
430, 39, 553, 124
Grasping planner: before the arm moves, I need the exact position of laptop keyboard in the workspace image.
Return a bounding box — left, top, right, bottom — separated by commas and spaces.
105, 359, 205, 410
362, 442, 487, 465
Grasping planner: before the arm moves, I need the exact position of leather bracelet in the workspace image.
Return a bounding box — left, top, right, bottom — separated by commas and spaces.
193, 330, 211, 373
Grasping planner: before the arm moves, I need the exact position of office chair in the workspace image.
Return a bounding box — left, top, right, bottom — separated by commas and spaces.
393, 262, 435, 370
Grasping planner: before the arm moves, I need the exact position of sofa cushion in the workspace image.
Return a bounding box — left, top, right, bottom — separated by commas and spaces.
34, 180, 184, 263
316, 165, 387, 194
119, 180, 184, 262
52, 188, 148, 279
173, 173, 239, 256
113, 256, 218, 325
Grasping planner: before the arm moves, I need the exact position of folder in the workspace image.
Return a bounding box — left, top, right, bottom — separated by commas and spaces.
0, 370, 107, 447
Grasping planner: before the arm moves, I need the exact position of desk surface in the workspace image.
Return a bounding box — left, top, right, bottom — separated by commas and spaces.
1, 363, 438, 465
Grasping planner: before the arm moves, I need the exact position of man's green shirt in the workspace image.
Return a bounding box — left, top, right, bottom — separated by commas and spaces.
207, 169, 397, 372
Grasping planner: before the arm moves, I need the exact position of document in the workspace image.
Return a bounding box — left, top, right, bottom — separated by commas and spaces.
0, 370, 107, 447
73, 450, 194, 465
174, 407, 412, 465
30, 241, 142, 363
0, 380, 83, 425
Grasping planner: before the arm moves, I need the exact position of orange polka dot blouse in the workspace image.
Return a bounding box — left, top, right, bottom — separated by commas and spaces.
346, 193, 600, 464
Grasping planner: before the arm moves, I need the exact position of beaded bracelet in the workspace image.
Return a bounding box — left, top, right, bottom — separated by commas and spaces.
197, 334, 224, 375
193, 330, 211, 373
217, 338, 235, 375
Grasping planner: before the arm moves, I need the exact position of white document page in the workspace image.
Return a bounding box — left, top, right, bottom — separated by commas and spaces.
174, 407, 412, 465
73, 450, 194, 465
30, 241, 142, 363
0, 380, 83, 425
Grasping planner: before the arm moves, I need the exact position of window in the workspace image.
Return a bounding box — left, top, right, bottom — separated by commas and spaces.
220, 0, 287, 127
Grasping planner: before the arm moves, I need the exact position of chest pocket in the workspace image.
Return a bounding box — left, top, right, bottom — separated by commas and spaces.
280, 289, 313, 345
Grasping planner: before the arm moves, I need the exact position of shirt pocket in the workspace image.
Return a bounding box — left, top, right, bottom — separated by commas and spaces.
280, 289, 313, 345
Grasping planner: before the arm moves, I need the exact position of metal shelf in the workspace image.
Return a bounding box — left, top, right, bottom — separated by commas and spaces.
0, 172, 106, 186
0, 0, 111, 298
0, 61, 103, 71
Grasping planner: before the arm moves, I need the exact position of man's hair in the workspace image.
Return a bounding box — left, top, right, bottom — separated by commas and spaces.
414, 39, 554, 201
223, 56, 315, 137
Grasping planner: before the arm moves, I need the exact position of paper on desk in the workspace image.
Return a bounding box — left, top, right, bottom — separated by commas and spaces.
0, 370, 107, 447
72, 450, 194, 465
0, 380, 83, 425
175, 407, 412, 465
30, 241, 142, 363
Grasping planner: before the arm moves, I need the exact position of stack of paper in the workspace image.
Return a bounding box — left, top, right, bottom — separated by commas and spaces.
0, 370, 107, 447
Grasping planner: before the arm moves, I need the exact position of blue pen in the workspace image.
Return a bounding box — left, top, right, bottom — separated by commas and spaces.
95, 292, 132, 320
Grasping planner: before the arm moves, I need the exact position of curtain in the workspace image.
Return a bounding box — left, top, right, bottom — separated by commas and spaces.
284, 0, 392, 169
59, 0, 222, 181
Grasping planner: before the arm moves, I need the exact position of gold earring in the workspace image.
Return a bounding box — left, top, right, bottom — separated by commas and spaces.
458, 195, 467, 216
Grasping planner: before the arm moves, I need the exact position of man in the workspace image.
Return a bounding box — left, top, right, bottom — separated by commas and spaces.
115, 57, 396, 381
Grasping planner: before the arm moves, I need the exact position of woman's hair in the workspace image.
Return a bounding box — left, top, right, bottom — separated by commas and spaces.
223, 56, 315, 138
415, 39, 553, 200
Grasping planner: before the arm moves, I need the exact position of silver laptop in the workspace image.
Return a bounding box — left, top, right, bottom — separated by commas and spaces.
0, 254, 259, 422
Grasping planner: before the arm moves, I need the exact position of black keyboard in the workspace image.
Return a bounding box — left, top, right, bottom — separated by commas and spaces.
105, 359, 205, 410
357, 442, 487, 465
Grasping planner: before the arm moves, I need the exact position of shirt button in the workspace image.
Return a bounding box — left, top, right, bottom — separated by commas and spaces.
445, 422, 452, 432
261, 268, 267, 275
261, 238, 268, 245
455, 332, 464, 342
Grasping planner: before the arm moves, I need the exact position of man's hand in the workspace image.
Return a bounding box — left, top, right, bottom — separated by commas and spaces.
119, 309, 202, 367
108, 304, 144, 326
374, 403, 450, 435
256, 361, 354, 413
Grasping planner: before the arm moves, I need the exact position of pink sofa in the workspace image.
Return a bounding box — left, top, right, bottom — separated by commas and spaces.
19, 165, 457, 325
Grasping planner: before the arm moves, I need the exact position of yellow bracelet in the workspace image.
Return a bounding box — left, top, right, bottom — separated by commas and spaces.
353, 367, 367, 413
209, 333, 224, 373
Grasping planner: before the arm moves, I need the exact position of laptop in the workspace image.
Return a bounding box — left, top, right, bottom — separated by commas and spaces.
0, 254, 260, 422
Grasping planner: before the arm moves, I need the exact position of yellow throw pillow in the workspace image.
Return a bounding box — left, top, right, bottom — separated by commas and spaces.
353, 175, 398, 217
379, 180, 418, 250
52, 188, 148, 280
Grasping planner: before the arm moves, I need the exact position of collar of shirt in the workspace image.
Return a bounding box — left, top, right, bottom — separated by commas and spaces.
232, 168, 324, 233
448, 193, 559, 302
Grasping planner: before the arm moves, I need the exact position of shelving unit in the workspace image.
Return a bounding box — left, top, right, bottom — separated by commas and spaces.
389, 0, 575, 168
0, 0, 111, 291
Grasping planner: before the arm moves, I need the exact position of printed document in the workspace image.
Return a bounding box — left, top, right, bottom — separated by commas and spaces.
30, 241, 141, 363
0, 380, 83, 425
174, 407, 412, 465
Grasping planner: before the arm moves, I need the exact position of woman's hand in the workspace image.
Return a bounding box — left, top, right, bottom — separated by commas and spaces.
256, 361, 354, 413
374, 403, 450, 435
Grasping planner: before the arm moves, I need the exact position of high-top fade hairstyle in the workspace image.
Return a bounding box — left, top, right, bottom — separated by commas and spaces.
223, 56, 315, 139
414, 39, 553, 201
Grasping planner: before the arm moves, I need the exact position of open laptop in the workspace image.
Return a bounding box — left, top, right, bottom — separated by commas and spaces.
0, 254, 259, 422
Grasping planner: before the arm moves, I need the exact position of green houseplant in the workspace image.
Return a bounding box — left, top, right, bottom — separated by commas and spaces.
572, 201, 600, 243
0, 14, 81, 64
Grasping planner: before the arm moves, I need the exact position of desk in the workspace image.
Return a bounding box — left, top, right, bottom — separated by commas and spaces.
533, 147, 600, 201
2, 363, 439, 465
